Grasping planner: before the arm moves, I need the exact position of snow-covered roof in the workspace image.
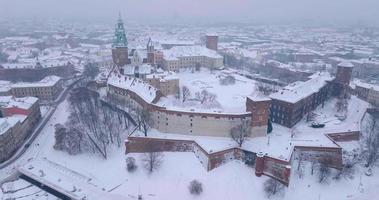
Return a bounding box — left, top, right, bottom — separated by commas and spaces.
0, 80, 12, 93
206, 33, 218, 37
338, 61, 354, 68
123, 64, 153, 76
351, 79, 379, 91
0, 115, 26, 135
145, 71, 179, 81
162, 45, 222, 61
107, 74, 159, 103
270, 72, 334, 103
0, 96, 39, 110
12, 75, 61, 88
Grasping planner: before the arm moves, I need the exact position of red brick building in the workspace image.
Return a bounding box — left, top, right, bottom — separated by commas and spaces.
205, 34, 218, 51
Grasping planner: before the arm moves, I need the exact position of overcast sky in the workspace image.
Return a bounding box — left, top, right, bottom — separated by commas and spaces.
0, 0, 378, 25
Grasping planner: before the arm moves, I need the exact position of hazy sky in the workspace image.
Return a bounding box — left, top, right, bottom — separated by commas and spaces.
0, 0, 378, 25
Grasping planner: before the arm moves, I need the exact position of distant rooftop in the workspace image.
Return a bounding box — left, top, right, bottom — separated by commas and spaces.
338, 61, 354, 68
162, 45, 222, 61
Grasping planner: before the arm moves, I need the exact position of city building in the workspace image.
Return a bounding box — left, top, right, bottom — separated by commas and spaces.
0, 60, 74, 82
205, 34, 219, 51
107, 73, 270, 138
146, 71, 179, 96
351, 80, 379, 106
162, 45, 224, 71
0, 96, 41, 162
10, 75, 63, 101
270, 72, 334, 127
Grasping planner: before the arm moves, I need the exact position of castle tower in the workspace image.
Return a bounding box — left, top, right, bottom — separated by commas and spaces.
246, 95, 271, 137
112, 13, 129, 71
205, 34, 218, 51
147, 37, 155, 64
334, 61, 353, 97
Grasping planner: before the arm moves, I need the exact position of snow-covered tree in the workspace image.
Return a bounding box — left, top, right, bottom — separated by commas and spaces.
263, 178, 284, 198
126, 157, 137, 172
83, 62, 100, 80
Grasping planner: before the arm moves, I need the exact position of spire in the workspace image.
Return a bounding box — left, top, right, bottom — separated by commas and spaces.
118, 11, 122, 23
112, 12, 128, 48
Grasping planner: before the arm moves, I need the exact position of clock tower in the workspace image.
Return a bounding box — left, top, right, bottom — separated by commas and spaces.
112, 13, 129, 71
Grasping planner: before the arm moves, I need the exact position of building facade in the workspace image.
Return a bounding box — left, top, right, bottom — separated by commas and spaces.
107, 74, 270, 138
335, 61, 353, 97
0, 96, 41, 162
10, 75, 63, 101
205, 34, 218, 51
270, 73, 334, 127
162, 46, 224, 72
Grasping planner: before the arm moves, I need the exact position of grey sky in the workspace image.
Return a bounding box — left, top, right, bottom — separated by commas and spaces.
0, 0, 378, 25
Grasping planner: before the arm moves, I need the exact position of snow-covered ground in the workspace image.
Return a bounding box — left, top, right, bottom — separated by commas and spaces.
293, 95, 369, 135
157, 68, 260, 113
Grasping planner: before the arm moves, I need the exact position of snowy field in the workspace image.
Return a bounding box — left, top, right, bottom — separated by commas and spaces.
157, 68, 260, 113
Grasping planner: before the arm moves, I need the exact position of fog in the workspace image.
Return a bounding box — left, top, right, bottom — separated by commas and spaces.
0, 0, 378, 25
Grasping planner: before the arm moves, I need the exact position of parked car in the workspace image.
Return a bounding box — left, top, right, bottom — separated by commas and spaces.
311, 122, 325, 128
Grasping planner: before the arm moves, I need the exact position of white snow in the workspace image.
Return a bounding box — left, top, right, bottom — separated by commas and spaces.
156, 68, 260, 113
107, 74, 159, 103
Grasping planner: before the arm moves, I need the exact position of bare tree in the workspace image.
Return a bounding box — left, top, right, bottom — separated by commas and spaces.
195, 89, 216, 104
83, 62, 100, 80
263, 178, 285, 198
142, 142, 164, 173
363, 115, 379, 167
306, 111, 317, 122
182, 86, 191, 102
126, 157, 137, 172
65, 87, 128, 159
230, 120, 252, 147
136, 108, 153, 137
335, 97, 348, 115
189, 180, 203, 195
318, 164, 331, 184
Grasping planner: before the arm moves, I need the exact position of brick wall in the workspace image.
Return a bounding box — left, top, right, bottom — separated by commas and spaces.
327, 131, 360, 142
125, 137, 244, 171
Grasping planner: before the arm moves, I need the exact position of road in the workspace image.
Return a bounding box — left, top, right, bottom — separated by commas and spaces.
0, 77, 83, 171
